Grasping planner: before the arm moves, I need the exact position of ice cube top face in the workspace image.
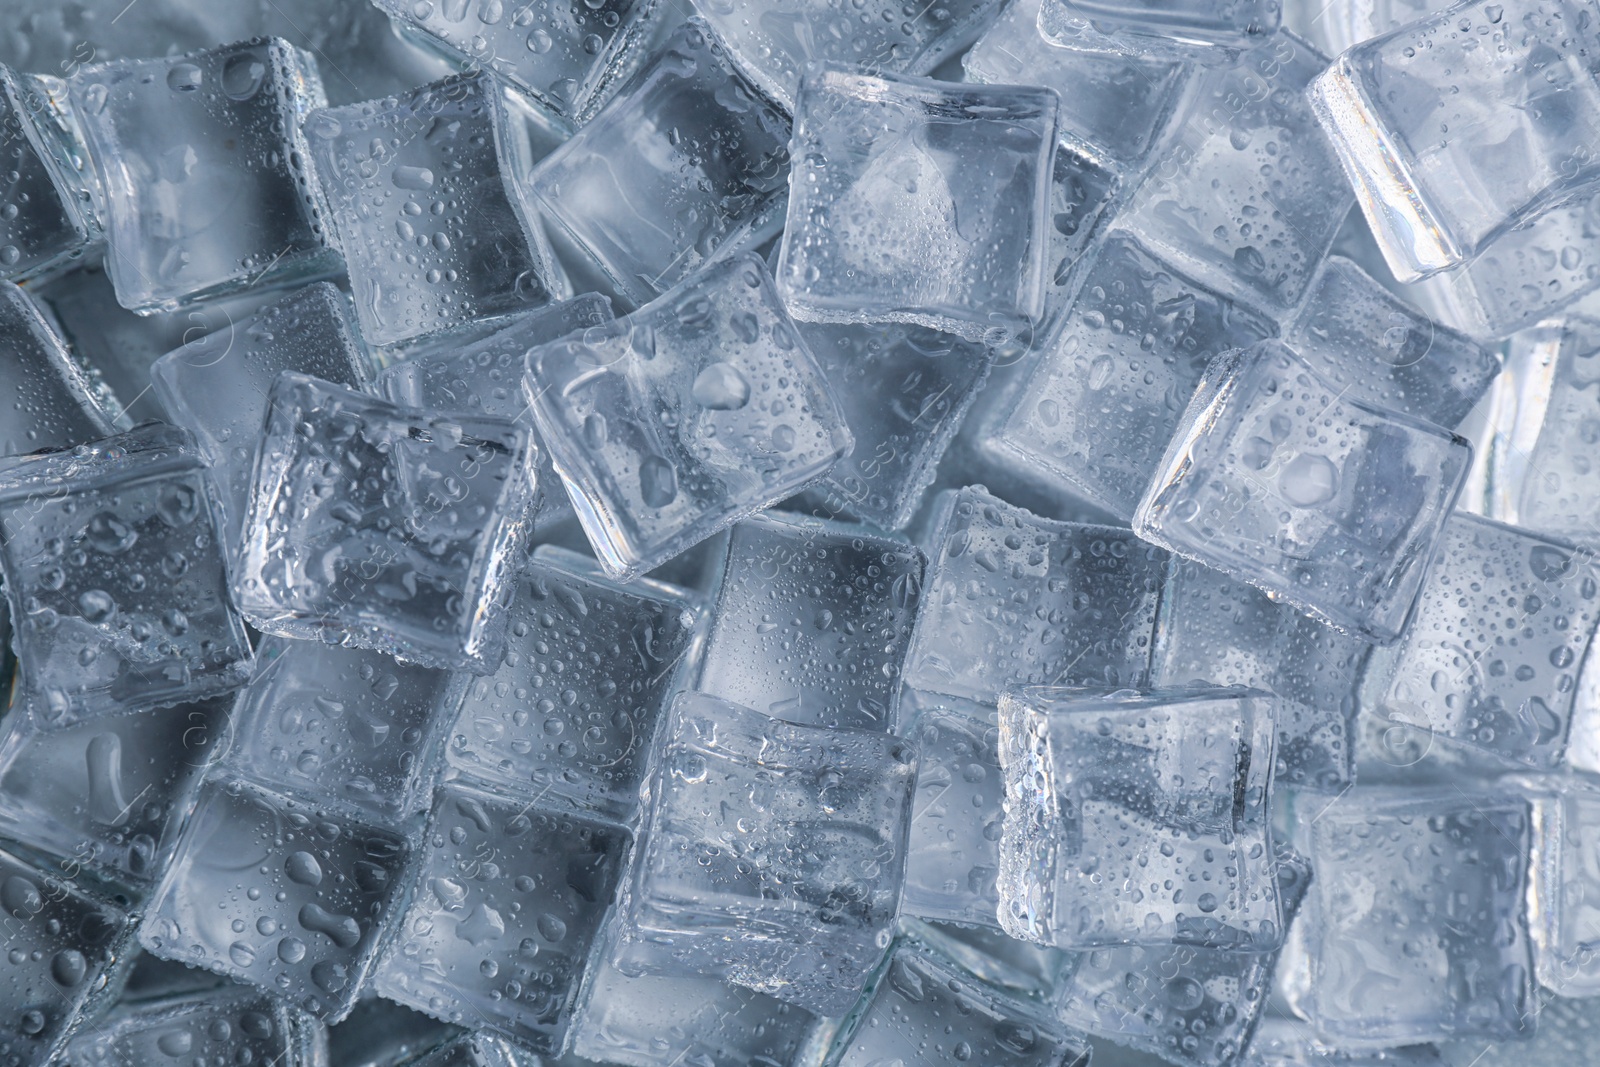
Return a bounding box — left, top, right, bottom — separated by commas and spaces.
698, 512, 924, 731
905, 486, 1168, 707
228, 638, 467, 820
527, 22, 791, 308
71, 38, 339, 313
997, 686, 1281, 952
990, 234, 1279, 521
794, 320, 994, 531
1135, 340, 1472, 644
1520, 316, 1600, 536
829, 939, 1089, 1067
377, 292, 616, 534
374, 776, 630, 1053
1529, 782, 1600, 995
620, 691, 917, 1017
1153, 559, 1367, 790
1039, 0, 1282, 47
234, 373, 536, 673
445, 544, 701, 821
0, 281, 112, 458
572, 924, 817, 1067
523, 255, 852, 582
150, 282, 370, 553
305, 70, 567, 348
1286, 257, 1500, 429
0, 68, 94, 282
68, 988, 322, 1067
140, 774, 413, 1022
1124, 33, 1351, 313
0, 423, 255, 730
1054, 847, 1311, 1067
1363, 513, 1600, 771
965, 0, 1191, 168
371, 0, 651, 119
1313, 0, 1600, 282
1303, 790, 1534, 1046
0, 697, 230, 886
695, 0, 999, 111
777, 64, 1058, 343
900, 701, 1007, 929
0, 846, 132, 1067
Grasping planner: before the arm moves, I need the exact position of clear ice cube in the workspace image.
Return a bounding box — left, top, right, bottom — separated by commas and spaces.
66, 988, 325, 1067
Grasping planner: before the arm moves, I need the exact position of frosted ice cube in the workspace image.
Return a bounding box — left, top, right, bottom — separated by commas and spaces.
998, 686, 1281, 951
613, 691, 916, 1016
140, 774, 414, 1022
522, 254, 851, 582
0, 423, 254, 729
234, 373, 537, 673
303, 70, 568, 347
150, 282, 371, 553
373, 775, 630, 1052
525, 22, 791, 307
1310, 0, 1600, 281
1135, 340, 1472, 644
905, 486, 1167, 707
444, 544, 701, 821
71, 38, 339, 312
697, 512, 923, 730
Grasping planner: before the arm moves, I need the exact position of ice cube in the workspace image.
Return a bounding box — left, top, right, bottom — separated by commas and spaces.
303, 70, 569, 347
697, 512, 924, 730
149, 282, 371, 553
233, 373, 537, 673
140, 774, 414, 1022
1513, 317, 1600, 538
66, 987, 324, 1067
372, 775, 631, 1052
1525, 777, 1600, 997
0, 423, 254, 729
1135, 340, 1472, 644
522, 254, 851, 581
0, 280, 112, 456
1310, 0, 1600, 281
444, 544, 701, 821
0, 66, 98, 282
998, 686, 1282, 951
777, 64, 1059, 342
70, 39, 340, 312
612, 691, 916, 1016
905, 486, 1167, 707
524, 22, 791, 307
1038, 0, 1282, 49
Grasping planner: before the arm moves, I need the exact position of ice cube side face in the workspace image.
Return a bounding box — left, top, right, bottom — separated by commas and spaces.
0, 67, 96, 283
234, 373, 535, 673
698, 512, 924, 731
1309, 0, 1600, 282
0, 280, 112, 456
139, 775, 413, 1023
0, 422, 255, 729
66, 989, 323, 1067
444, 544, 701, 822
776, 65, 1059, 342
522, 255, 851, 582
372, 777, 631, 1053
1363, 514, 1599, 771
303, 70, 567, 347
1302, 790, 1534, 1046
904, 486, 1167, 706
997, 686, 1281, 952
988, 234, 1279, 521
70, 38, 340, 312
1134, 340, 1472, 644
150, 281, 370, 553
526, 23, 791, 308
829, 940, 1090, 1067
0, 845, 133, 1067
1518, 317, 1600, 536
616, 691, 916, 1017
695, 0, 999, 110
1529, 781, 1600, 996
370, 0, 655, 119
1039, 0, 1282, 48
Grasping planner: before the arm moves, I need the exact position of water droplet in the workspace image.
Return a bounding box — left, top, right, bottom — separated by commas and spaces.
49, 949, 86, 987
157, 483, 199, 526
277, 936, 307, 963
156, 1029, 193, 1057
166, 63, 203, 92
771, 424, 796, 452
392, 166, 436, 191
0, 246, 18, 266
1529, 545, 1574, 582
1277, 453, 1338, 507
221, 54, 267, 99
228, 941, 257, 968
285, 852, 323, 886
299, 903, 361, 948
86, 512, 138, 554
1165, 975, 1205, 1010
78, 590, 116, 623
639, 455, 678, 507
86, 733, 129, 826
311, 960, 348, 994
536, 913, 568, 942
691, 363, 751, 410
527, 29, 554, 52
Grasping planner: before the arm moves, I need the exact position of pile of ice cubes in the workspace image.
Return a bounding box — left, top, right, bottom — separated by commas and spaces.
0, 0, 1598, 1065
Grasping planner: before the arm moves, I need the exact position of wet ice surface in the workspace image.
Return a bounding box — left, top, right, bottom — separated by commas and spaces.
4, 2, 1600, 1067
